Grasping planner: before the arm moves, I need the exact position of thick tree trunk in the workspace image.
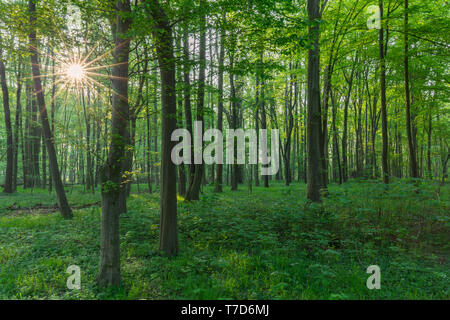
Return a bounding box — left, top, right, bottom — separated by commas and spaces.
97, 0, 131, 287
306, 0, 322, 202
144, 0, 178, 255
28, 0, 72, 218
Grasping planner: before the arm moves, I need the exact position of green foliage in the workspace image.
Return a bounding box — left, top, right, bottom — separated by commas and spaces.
101, 180, 120, 195
0, 181, 448, 299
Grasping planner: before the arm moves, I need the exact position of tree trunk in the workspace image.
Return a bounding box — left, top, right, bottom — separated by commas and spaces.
144, 0, 178, 255
427, 112, 432, 178
0, 41, 14, 193
214, 22, 225, 193
229, 52, 238, 191
379, 0, 389, 184
28, 0, 72, 218
13, 64, 23, 192
186, 1, 206, 200
306, 0, 322, 202
260, 54, 269, 188
404, 0, 418, 178
97, 0, 131, 287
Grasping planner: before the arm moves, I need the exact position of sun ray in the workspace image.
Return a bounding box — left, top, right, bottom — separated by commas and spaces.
83, 61, 129, 72
29, 45, 67, 66
82, 46, 116, 69
49, 14, 72, 61
83, 39, 130, 69
85, 76, 123, 102
46, 79, 70, 108
80, 41, 100, 66
85, 71, 128, 81
84, 77, 125, 114
22, 71, 67, 81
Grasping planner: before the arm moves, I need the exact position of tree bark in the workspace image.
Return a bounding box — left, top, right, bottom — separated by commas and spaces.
97, 0, 131, 287
214, 22, 225, 193
306, 0, 322, 202
28, 0, 72, 218
379, 0, 389, 184
144, 0, 178, 255
13, 63, 23, 192
0, 40, 14, 193
186, 1, 206, 200
259, 54, 269, 188
404, 0, 418, 178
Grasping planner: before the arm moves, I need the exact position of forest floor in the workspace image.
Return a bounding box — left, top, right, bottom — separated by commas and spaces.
0, 179, 448, 299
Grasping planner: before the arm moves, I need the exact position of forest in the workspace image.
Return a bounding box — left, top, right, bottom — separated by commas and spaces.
0, 0, 448, 300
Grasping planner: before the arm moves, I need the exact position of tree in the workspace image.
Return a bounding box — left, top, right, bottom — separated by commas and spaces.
214, 19, 225, 193
306, 0, 323, 202
185, 0, 206, 200
404, 0, 418, 178
28, 0, 72, 218
0, 38, 13, 193
379, 0, 389, 184
143, 0, 178, 256
97, 0, 131, 287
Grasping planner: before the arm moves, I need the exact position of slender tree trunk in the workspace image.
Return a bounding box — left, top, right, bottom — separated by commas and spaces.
260, 54, 269, 188
331, 87, 342, 184
42, 133, 46, 189
427, 112, 432, 178
31, 91, 41, 187
175, 35, 186, 197
13, 64, 23, 192
0, 41, 14, 193
254, 76, 260, 187
186, 2, 206, 200
229, 53, 238, 191
182, 12, 194, 192
404, 0, 418, 178
152, 68, 159, 187
146, 102, 152, 193
28, 0, 72, 218
214, 23, 225, 193
379, 0, 389, 184
49, 54, 56, 192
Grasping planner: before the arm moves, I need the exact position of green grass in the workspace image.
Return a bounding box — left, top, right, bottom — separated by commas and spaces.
0, 180, 448, 300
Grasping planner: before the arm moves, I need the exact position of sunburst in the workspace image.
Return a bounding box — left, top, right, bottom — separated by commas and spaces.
66, 63, 85, 82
